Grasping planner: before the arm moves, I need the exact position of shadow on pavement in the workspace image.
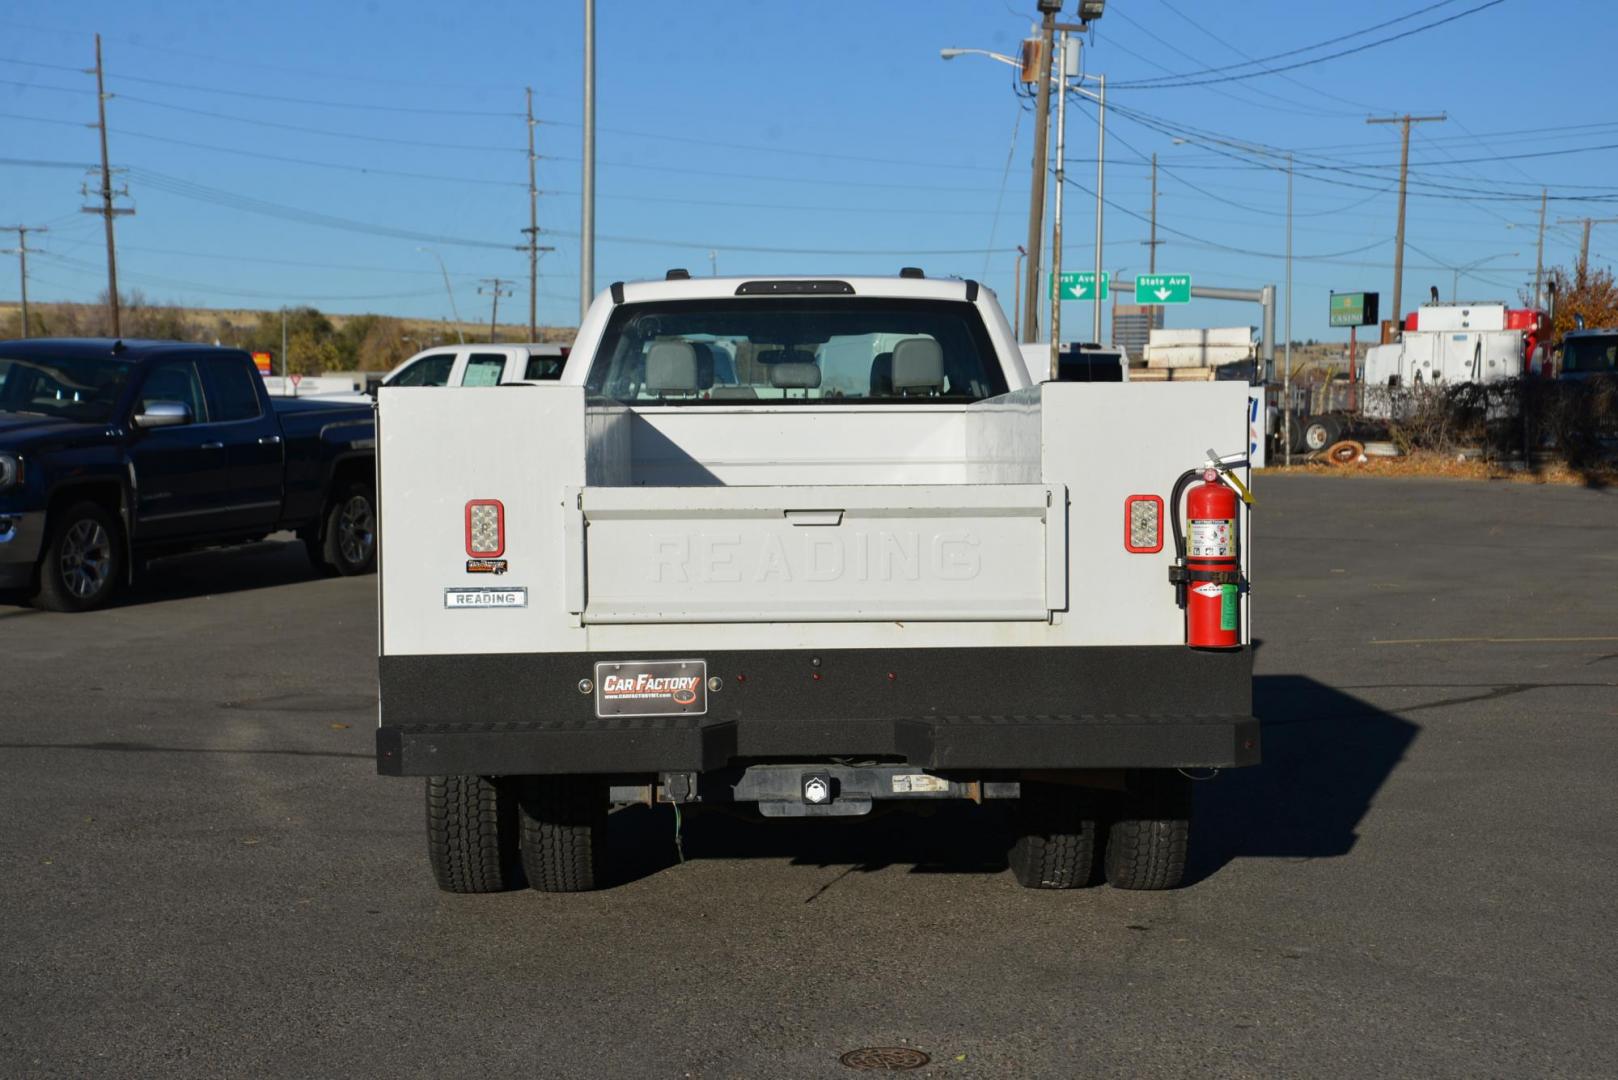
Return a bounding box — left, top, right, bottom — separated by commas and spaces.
606, 674, 1419, 892
124, 538, 336, 607
608, 801, 1012, 891
1187, 674, 1419, 883
0, 537, 339, 613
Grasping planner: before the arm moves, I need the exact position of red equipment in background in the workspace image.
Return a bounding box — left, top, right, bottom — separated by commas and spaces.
1184, 471, 1241, 649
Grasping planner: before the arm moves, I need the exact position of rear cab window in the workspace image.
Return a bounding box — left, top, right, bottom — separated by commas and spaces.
203, 355, 265, 421
525, 351, 566, 380
585, 298, 1007, 404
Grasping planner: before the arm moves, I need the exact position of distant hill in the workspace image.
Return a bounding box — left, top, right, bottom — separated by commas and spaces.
0, 298, 575, 373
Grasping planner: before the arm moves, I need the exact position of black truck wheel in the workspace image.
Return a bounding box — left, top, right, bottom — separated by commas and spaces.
34, 500, 124, 613
425, 775, 523, 894
1007, 782, 1099, 889
1103, 770, 1192, 891
518, 776, 607, 893
321, 480, 376, 576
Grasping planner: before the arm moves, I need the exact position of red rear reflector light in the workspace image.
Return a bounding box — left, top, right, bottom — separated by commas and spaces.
1124, 495, 1163, 553
465, 499, 505, 557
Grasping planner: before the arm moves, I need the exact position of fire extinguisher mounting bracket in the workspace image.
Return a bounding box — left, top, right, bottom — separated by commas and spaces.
1168, 566, 1243, 587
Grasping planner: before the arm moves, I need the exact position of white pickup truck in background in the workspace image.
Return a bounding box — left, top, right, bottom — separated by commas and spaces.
380, 342, 569, 388
374, 272, 1257, 896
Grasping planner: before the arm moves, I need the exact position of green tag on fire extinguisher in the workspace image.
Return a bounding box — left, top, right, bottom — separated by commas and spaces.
1219, 584, 1239, 631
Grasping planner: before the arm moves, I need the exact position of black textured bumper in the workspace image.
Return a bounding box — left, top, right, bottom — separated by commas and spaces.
376, 645, 1257, 777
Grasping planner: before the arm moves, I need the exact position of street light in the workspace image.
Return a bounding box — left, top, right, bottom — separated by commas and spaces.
941, 40, 1106, 375
1451, 251, 1519, 302
416, 247, 466, 344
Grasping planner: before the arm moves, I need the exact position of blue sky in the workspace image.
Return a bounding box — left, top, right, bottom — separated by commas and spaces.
2, 0, 1611, 339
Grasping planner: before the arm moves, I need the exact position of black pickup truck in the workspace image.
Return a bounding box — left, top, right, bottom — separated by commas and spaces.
0, 339, 376, 611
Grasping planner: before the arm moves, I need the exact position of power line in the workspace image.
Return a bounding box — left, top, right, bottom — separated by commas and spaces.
1149, 0, 1390, 113
1112, 0, 1496, 88
1102, 6, 1362, 119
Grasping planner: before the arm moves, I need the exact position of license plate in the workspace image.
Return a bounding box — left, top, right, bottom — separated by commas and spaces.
595, 659, 707, 717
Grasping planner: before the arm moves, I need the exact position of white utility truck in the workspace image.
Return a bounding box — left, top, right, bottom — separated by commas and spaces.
375, 271, 1258, 894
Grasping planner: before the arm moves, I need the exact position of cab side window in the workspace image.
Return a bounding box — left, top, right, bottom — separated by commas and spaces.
462, 354, 506, 387
138, 360, 208, 422
390, 353, 456, 387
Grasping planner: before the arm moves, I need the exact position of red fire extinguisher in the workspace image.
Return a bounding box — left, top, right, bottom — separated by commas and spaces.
1169, 466, 1245, 650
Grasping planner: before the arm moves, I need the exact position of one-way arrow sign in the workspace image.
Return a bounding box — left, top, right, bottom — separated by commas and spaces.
1134, 273, 1191, 305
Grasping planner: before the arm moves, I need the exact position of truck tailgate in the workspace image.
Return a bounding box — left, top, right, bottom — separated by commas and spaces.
572, 484, 1065, 623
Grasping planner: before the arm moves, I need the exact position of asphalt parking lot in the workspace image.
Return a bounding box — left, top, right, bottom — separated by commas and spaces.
4, 475, 1616, 1078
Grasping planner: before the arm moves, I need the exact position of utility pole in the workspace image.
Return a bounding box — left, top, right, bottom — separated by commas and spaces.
479, 278, 513, 343
84, 34, 134, 337
1021, 4, 1059, 344
1091, 72, 1105, 346
1143, 153, 1162, 274
580, 0, 596, 323
1049, 31, 1068, 380
1555, 215, 1618, 280
1366, 113, 1444, 337
1533, 188, 1546, 306
522, 87, 541, 341
708, 250, 718, 277
2, 225, 46, 336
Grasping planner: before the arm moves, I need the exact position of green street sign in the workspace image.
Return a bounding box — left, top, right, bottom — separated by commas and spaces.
1135, 274, 1191, 305
1329, 291, 1379, 327
1052, 270, 1108, 301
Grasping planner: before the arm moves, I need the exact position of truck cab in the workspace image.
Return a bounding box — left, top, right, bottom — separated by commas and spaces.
374, 274, 1257, 896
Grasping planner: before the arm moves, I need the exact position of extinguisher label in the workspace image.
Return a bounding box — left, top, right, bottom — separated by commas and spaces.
1220, 584, 1240, 631
1189, 519, 1234, 557
1191, 583, 1223, 598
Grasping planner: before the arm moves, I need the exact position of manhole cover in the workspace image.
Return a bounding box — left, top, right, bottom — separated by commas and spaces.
839, 1046, 931, 1071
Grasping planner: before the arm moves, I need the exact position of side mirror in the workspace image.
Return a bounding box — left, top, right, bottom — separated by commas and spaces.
132, 400, 192, 428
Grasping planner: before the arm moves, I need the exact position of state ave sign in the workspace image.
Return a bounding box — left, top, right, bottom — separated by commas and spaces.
1052, 271, 1108, 301
1135, 274, 1191, 305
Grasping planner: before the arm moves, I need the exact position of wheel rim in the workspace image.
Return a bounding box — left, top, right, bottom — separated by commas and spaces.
59, 519, 112, 599
1305, 425, 1330, 450
338, 495, 375, 565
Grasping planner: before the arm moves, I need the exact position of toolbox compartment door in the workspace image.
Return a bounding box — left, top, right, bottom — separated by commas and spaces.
575, 483, 1065, 624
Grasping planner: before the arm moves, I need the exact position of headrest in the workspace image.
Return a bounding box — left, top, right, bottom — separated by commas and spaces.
645, 341, 699, 393
769, 362, 822, 389
869, 352, 894, 396
891, 338, 944, 393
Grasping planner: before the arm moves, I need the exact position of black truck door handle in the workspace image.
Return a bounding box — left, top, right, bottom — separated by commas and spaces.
200, 441, 224, 450
259, 435, 282, 445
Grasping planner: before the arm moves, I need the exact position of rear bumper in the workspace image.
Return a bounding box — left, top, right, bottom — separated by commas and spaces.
375, 645, 1257, 777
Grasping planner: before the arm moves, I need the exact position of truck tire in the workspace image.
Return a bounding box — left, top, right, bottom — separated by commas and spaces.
1103, 770, 1192, 891
1007, 782, 1099, 889
518, 776, 607, 893
321, 480, 377, 576
1302, 415, 1341, 454
34, 500, 124, 613
425, 775, 523, 894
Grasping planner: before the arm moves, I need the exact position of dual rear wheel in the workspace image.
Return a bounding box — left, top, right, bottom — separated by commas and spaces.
427, 770, 1192, 894
1007, 771, 1192, 891
426, 775, 605, 894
